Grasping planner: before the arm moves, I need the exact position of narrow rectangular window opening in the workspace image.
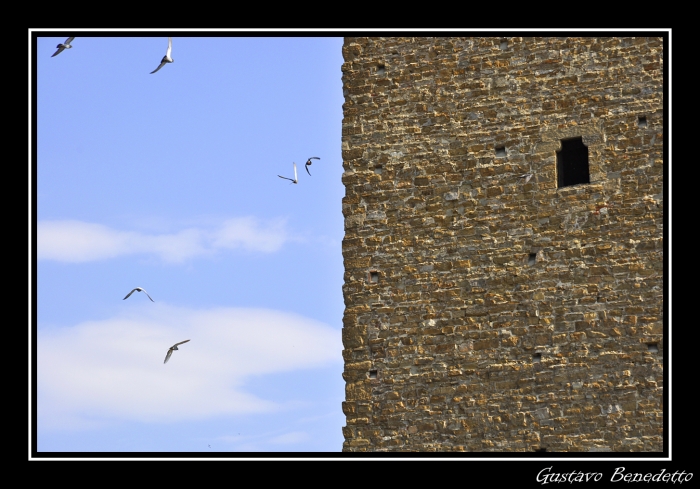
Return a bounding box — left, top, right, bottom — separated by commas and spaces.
647, 343, 659, 353
374, 165, 383, 175
369, 271, 379, 284
557, 136, 590, 188
500, 39, 508, 50
376, 65, 386, 76
638, 116, 648, 127
533, 352, 542, 363
495, 146, 507, 157
528, 253, 537, 266
534, 447, 547, 452
369, 370, 378, 379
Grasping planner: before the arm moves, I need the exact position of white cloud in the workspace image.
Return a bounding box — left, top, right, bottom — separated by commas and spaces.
37, 218, 292, 263
37, 305, 341, 431
37, 221, 138, 262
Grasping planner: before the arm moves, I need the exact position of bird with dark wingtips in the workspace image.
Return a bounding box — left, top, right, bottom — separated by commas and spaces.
278, 162, 298, 184
150, 37, 173, 74
164, 340, 190, 364
123, 287, 155, 302
520, 173, 533, 184
304, 157, 320, 176
52, 37, 75, 57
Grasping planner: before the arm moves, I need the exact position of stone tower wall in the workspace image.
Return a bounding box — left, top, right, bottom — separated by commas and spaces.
340, 36, 664, 452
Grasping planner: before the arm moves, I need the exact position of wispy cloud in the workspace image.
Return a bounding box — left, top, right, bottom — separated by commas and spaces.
37, 218, 292, 263
211, 217, 288, 253
269, 431, 310, 445
37, 305, 341, 431
216, 429, 313, 452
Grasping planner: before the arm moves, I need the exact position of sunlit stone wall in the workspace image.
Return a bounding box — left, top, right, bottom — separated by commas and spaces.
340, 36, 664, 452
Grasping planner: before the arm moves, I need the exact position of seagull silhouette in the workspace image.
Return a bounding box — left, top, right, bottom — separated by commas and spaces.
304, 157, 320, 176
51, 37, 75, 57
278, 162, 298, 184
520, 173, 533, 183
123, 287, 155, 302
150, 37, 173, 74
164, 340, 190, 364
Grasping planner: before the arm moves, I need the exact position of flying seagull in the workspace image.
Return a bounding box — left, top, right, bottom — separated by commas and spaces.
304, 157, 320, 176
123, 287, 155, 302
51, 37, 75, 57
520, 173, 533, 184
164, 340, 190, 364
150, 37, 173, 74
278, 162, 298, 184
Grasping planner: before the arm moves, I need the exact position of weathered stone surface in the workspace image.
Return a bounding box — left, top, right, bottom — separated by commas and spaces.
341, 36, 664, 452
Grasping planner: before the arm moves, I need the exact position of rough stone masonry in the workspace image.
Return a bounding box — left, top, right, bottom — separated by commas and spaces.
340, 36, 664, 452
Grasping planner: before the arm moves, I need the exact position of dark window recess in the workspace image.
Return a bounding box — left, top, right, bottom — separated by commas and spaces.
533, 352, 542, 363
369, 271, 379, 284
647, 343, 659, 353
377, 65, 386, 75
495, 146, 507, 157
500, 39, 508, 50
534, 447, 547, 452
528, 253, 537, 266
369, 370, 378, 379
557, 137, 590, 188
638, 116, 647, 127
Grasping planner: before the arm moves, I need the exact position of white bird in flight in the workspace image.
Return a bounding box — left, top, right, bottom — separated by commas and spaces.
51, 37, 75, 57
304, 157, 320, 176
520, 173, 533, 183
123, 287, 155, 302
164, 340, 190, 364
278, 162, 298, 184
150, 37, 173, 74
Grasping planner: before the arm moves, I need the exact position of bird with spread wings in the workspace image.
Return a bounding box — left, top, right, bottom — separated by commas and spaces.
52, 37, 75, 57
304, 157, 320, 176
123, 287, 155, 302
150, 37, 174, 74
278, 162, 298, 184
164, 340, 190, 364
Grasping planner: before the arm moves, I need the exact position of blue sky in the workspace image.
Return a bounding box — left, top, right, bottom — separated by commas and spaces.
33, 31, 346, 454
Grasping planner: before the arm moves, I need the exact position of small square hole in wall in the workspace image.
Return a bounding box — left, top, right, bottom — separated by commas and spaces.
369, 370, 378, 379
374, 165, 383, 175
528, 253, 537, 266
638, 116, 648, 127
368, 271, 379, 284
533, 353, 542, 363
500, 39, 508, 50
376, 65, 386, 76
495, 146, 507, 157
647, 343, 659, 353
